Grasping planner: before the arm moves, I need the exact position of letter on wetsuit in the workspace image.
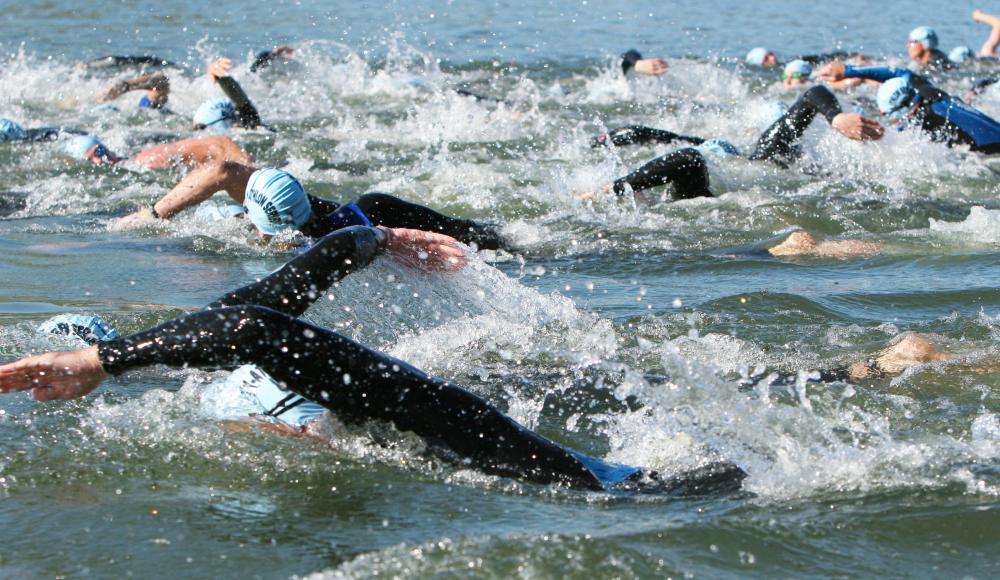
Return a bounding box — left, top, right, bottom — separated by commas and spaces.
95, 226, 746, 493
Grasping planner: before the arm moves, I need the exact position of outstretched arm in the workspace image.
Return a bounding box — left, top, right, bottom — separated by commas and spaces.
591, 125, 704, 148
249, 46, 295, 72
97, 73, 170, 107
208, 58, 263, 129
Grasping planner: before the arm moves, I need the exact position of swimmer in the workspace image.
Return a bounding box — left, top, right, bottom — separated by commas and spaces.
113, 163, 508, 250
766, 231, 881, 258
76, 55, 177, 70
96, 72, 170, 109
60, 134, 252, 169
0, 225, 746, 495
249, 45, 296, 73
818, 62, 1000, 154
745, 47, 862, 69
781, 59, 863, 90
906, 26, 955, 72
620, 49, 670, 76
193, 58, 265, 131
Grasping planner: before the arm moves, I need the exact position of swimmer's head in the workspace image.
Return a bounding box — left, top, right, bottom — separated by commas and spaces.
949, 46, 975, 63
908, 26, 938, 60
782, 59, 813, 86
745, 47, 778, 67
696, 138, 740, 157
38, 314, 120, 345
193, 98, 236, 130
877, 76, 918, 119
0, 118, 27, 142
243, 168, 313, 236
62, 135, 120, 165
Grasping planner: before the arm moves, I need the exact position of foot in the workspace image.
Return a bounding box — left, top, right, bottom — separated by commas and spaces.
874, 333, 950, 375
0, 346, 108, 401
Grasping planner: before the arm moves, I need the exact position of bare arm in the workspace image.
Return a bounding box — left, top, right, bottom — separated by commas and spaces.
97, 73, 170, 106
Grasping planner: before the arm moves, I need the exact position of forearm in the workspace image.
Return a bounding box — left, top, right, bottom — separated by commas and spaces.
593, 125, 704, 148
215, 76, 262, 128
612, 148, 711, 197
205, 226, 387, 315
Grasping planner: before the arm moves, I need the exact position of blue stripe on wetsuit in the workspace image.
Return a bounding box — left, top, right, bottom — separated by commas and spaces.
325, 202, 372, 231
930, 98, 1000, 148
566, 449, 642, 488
843, 65, 909, 83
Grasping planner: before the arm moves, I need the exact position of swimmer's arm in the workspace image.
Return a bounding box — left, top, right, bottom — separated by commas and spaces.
801, 84, 843, 123
841, 65, 909, 83
205, 226, 388, 315
208, 58, 263, 128
97, 73, 170, 106
249, 46, 294, 73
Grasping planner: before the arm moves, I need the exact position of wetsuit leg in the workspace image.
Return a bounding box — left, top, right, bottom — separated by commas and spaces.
98, 305, 606, 490
352, 193, 507, 250
749, 85, 842, 164
612, 147, 711, 198
592, 125, 705, 148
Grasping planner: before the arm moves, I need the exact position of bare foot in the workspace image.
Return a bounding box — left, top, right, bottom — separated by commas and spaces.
874, 333, 950, 374
0, 347, 108, 401
768, 231, 818, 256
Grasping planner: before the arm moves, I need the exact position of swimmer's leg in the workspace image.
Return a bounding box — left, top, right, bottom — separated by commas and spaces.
612, 147, 711, 198
592, 125, 705, 148
98, 305, 606, 489
749, 86, 842, 164
352, 193, 508, 250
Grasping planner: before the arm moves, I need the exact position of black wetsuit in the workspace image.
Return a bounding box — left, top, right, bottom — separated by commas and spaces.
592, 126, 705, 149
748, 85, 842, 165
83, 55, 176, 69
96, 226, 746, 494
610, 148, 712, 198
621, 49, 643, 75
300, 193, 508, 250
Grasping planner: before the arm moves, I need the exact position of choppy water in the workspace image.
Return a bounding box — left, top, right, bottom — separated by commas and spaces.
2, 0, 1000, 577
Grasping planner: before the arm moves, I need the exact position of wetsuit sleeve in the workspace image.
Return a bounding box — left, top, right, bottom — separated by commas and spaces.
22, 128, 63, 142
612, 148, 711, 198
204, 225, 386, 316
842, 65, 908, 83
591, 125, 705, 148
798, 51, 854, 65
621, 49, 642, 75
215, 76, 263, 129
971, 78, 999, 95
749, 85, 842, 164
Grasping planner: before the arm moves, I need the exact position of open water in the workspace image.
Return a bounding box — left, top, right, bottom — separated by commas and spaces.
1, 0, 998, 577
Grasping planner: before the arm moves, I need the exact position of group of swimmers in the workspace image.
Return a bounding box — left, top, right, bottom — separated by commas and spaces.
3, 13, 998, 495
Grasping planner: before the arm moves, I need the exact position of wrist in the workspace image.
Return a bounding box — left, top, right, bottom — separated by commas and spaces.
149, 204, 162, 219
373, 226, 392, 249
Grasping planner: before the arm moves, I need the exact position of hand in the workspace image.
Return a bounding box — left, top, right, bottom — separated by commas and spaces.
272, 46, 295, 58
831, 112, 884, 141
575, 183, 614, 201
633, 57, 669, 76
379, 227, 466, 271
110, 208, 159, 231
208, 58, 233, 81
816, 61, 847, 83
0, 347, 108, 401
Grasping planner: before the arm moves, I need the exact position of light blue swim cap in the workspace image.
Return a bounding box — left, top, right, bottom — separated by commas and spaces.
193, 98, 236, 128
877, 76, 917, 118
62, 135, 103, 160
908, 26, 938, 50
783, 59, 813, 78
745, 47, 770, 65
244, 168, 313, 235
0, 118, 27, 142
697, 138, 740, 157
949, 46, 975, 63
38, 314, 120, 345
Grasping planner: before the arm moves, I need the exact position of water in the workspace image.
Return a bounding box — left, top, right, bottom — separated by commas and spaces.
2, 0, 999, 577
